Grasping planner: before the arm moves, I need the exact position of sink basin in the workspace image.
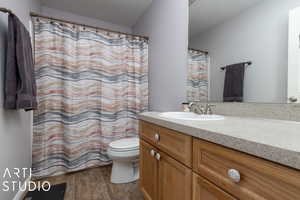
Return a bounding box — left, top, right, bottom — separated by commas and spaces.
159, 112, 225, 121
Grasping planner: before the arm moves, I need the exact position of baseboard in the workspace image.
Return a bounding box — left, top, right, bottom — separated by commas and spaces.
12, 176, 31, 200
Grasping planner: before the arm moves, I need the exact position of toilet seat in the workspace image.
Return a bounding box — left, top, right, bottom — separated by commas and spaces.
109, 137, 139, 152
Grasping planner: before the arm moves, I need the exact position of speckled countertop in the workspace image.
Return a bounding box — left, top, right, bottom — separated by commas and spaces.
139, 112, 300, 170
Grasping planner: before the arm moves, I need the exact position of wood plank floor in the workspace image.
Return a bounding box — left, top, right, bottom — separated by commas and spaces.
34, 165, 143, 200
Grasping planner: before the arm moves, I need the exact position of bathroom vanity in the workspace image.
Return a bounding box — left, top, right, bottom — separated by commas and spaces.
139, 112, 300, 200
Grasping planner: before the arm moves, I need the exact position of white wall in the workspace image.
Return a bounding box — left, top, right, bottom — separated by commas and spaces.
41, 7, 132, 34
133, 0, 189, 111
190, 0, 300, 103
0, 1, 41, 199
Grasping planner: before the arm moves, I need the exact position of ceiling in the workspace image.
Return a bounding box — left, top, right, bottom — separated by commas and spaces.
190, 0, 264, 37
41, 0, 152, 27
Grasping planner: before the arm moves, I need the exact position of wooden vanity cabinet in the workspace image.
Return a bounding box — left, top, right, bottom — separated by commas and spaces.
140, 120, 300, 200
140, 121, 192, 200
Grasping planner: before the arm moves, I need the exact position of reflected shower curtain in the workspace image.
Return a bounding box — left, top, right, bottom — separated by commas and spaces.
187, 49, 209, 102
32, 17, 148, 177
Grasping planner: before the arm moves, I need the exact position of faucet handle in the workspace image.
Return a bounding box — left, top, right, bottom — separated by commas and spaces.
206, 104, 216, 115
188, 102, 194, 109
199, 105, 206, 114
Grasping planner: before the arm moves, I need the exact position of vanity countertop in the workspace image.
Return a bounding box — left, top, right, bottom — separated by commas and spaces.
139, 112, 300, 170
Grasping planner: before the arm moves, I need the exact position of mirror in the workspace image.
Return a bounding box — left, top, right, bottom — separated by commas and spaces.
189, 0, 300, 103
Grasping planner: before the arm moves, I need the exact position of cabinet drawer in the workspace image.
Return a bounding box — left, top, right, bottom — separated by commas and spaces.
140, 121, 159, 145
193, 139, 300, 200
158, 126, 192, 167
139, 121, 192, 167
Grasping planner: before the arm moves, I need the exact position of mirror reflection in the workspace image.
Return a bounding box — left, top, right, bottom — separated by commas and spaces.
189, 0, 300, 103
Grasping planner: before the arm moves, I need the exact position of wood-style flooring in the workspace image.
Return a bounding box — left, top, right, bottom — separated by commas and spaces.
34, 165, 143, 200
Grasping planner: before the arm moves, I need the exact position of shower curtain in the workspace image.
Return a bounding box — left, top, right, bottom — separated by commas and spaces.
32, 17, 148, 178
187, 49, 209, 102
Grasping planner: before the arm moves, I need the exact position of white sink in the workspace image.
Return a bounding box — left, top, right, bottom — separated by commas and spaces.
159, 112, 225, 121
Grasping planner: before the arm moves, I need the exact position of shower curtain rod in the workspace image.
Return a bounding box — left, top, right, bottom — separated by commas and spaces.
30, 12, 149, 40
189, 48, 208, 54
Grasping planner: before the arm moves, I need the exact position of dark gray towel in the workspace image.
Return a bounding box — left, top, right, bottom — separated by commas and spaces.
223, 63, 245, 102
4, 13, 37, 111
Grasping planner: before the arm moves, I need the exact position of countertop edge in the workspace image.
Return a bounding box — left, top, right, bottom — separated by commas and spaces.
139, 114, 300, 171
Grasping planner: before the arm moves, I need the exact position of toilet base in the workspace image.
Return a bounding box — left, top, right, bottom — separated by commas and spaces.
110, 160, 139, 184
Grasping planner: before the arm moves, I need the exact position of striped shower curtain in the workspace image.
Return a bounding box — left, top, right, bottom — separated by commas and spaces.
187, 49, 209, 102
32, 17, 148, 178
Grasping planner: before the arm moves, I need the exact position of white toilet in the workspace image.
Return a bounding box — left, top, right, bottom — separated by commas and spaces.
107, 137, 140, 184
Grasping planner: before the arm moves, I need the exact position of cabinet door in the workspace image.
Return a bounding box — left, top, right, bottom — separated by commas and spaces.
193, 173, 237, 200
140, 140, 158, 200
158, 151, 192, 200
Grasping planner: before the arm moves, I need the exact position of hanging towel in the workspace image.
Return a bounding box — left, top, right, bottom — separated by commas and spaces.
223, 63, 245, 102
4, 13, 37, 111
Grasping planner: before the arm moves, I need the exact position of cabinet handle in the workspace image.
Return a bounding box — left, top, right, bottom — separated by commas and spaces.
227, 169, 241, 183
155, 153, 161, 161
154, 133, 160, 141
150, 149, 156, 157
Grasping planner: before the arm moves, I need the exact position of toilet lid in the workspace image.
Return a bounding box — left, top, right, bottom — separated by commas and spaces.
109, 137, 139, 151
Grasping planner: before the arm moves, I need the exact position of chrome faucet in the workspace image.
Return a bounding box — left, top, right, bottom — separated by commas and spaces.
188, 102, 215, 115
188, 102, 205, 114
